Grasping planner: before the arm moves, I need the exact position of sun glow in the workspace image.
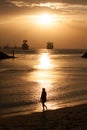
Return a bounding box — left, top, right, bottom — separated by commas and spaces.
38, 14, 54, 25
38, 53, 51, 69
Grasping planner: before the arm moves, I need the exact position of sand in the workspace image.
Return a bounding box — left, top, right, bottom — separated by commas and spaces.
0, 104, 87, 130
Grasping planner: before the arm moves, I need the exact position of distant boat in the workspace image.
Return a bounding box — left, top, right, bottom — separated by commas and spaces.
81, 52, 87, 58
47, 42, 54, 49
0, 51, 15, 60
22, 40, 29, 50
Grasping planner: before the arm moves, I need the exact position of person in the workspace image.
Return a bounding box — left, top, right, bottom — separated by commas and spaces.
40, 88, 47, 111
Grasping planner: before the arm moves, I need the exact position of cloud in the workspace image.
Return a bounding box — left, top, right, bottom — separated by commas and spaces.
0, 0, 87, 18
7, 0, 30, 7
7, 0, 87, 6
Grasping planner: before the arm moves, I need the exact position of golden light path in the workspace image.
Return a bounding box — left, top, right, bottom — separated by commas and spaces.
26, 52, 54, 87
38, 53, 52, 69
25, 53, 59, 111
35, 53, 58, 110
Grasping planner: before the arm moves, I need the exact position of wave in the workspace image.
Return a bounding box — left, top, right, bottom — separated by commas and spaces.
0, 100, 37, 110
0, 68, 36, 73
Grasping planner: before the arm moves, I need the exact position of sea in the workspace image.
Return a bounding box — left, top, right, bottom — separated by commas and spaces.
0, 49, 87, 118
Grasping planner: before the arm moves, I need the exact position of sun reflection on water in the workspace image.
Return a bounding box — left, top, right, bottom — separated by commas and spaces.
25, 52, 61, 110
37, 53, 52, 69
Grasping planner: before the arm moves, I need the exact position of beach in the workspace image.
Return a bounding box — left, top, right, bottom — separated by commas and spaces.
0, 103, 87, 130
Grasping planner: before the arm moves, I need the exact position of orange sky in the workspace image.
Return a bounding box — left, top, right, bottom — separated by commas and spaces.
0, 0, 87, 49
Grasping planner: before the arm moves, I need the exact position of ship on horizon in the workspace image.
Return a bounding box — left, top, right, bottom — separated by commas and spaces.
47, 42, 54, 49
22, 40, 29, 50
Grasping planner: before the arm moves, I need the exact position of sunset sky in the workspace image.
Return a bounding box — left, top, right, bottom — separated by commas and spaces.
0, 0, 87, 49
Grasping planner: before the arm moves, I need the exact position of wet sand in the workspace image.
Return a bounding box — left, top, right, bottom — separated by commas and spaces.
0, 104, 87, 130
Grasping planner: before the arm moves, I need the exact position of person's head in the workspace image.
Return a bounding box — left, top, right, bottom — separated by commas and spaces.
42, 88, 45, 92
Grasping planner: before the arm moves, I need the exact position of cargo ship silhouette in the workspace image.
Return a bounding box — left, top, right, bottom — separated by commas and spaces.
47, 42, 53, 49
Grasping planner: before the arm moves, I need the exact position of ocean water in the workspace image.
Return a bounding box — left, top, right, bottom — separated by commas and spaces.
0, 49, 87, 117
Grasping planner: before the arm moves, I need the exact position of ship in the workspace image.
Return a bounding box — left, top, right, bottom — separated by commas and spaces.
22, 40, 29, 50
47, 42, 53, 49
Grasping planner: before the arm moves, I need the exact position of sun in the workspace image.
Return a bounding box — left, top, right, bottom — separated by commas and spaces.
38, 14, 54, 25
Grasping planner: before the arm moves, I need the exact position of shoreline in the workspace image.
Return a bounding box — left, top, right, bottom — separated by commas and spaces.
0, 103, 87, 130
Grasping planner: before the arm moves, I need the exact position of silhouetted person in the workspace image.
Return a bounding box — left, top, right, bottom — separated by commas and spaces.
40, 88, 47, 111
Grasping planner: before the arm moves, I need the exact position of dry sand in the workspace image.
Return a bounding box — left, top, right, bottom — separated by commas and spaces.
0, 104, 87, 130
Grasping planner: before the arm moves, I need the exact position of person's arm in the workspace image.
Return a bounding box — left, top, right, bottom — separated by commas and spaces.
40, 93, 42, 101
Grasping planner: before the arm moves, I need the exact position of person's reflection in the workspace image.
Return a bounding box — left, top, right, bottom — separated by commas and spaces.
40, 88, 47, 111
40, 111, 48, 130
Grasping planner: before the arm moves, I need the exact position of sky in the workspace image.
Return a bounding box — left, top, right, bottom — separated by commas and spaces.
0, 0, 87, 49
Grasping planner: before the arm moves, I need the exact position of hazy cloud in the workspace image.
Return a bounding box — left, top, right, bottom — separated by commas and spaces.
7, 0, 87, 6
0, 0, 87, 18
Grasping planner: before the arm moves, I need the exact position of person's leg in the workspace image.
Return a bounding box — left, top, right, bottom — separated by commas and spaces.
44, 103, 47, 110
42, 102, 44, 110
42, 102, 47, 111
